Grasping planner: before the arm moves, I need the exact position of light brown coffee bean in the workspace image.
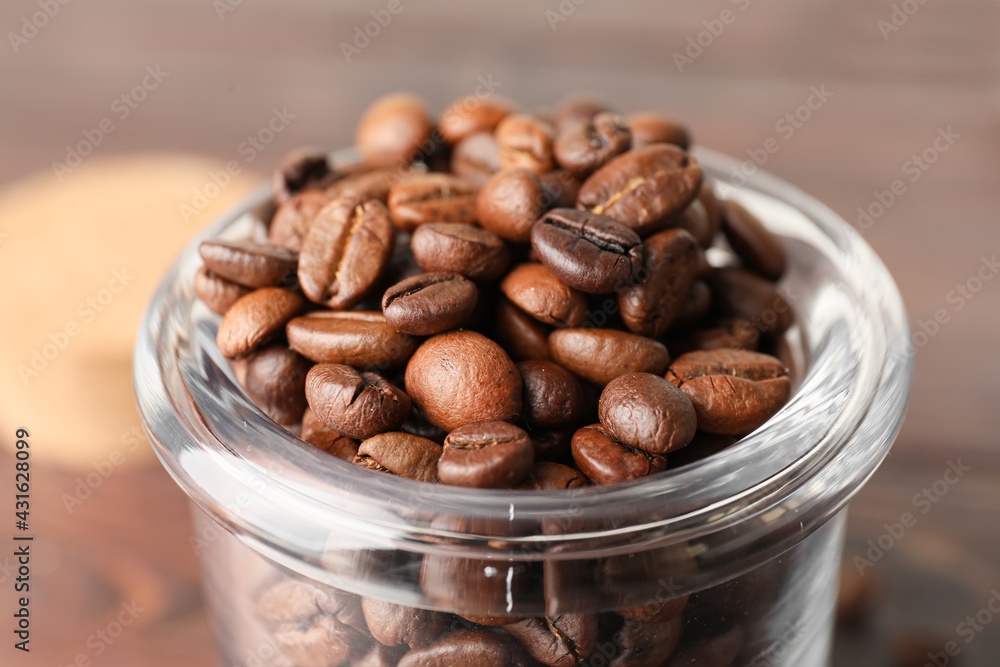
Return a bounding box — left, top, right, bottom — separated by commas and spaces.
382, 272, 479, 336
269, 189, 332, 252
354, 432, 442, 482
627, 112, 691, 150
476, 168, 548, 243
548, 328, 670, 386
618, 228, 699, 337
571, 423, 667, 486
451, 132, 501, 186
256, 578, 326, 625
361, 597, 451, 649
217, 287, 304, 358
495, 113, 556, 173
500, 263, 589, 328
517, 360, 588, 430
271, 148, 335, 205
241, 343, 312, 426
286, 311, 418, 370
439, 96, 514, 144
273, 615, 367, 667
194, 267, 250, 316
199, 240, 298, 288
306, 364, 412, 440
301, 408, 360, 461
599, 373, 697, 454
494, 297, 552, 362
387, 174, 479, 232
356, 93, 433, 168
722, 200, 787, 280
439, 421, 534, 489
410, 223, 510, 283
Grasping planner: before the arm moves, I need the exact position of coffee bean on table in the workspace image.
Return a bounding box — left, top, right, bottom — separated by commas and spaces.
531, 208, 645, 294
494, 297, 552, 362
611, 616, 683, 667
722, 200, 787, 280
451, 132, 501, 186
517, 360, 588, 430
599, 373, 697, 455
571, 423, 667, 486
356, 93, 433, 168
618, 228, 699, 337
273, 614, 368, 667
305, 363, 412, 440
301, 408, 360, 461
387, 173, 479, 232
705, 267, 792, 335
194, 266, 250, 315
217, 287, 304, 358
495, 113, 556, 173
666, 349, 791, 436
438, 96, 514, 144
548, 328, 670, 386
397, 629, 531, 667
241, 343, 312, 426
516, 461, 589, 491
382, 272, 478, 336
500, 263, 589, 328
361, 597, 451, 649
505, 614, 598, 666
269, 190, 332, 252
626, 112, 691, 150
438, 421, 534, 488
198, 240, 298, 288
287, 311, 418, 369
271, 148, 334, 205
354, 432, 442, 482
410, 223, 510, 283
554, 112, 632, 178
476, 168, 548, 243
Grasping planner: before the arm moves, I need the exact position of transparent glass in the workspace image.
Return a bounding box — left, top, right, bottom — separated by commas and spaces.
134, 148, 913, 667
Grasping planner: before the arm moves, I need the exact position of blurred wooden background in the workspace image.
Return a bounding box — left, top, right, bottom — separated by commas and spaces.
1, 0, 998, 665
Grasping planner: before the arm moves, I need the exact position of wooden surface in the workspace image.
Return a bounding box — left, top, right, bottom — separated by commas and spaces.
1, 0, 999, 665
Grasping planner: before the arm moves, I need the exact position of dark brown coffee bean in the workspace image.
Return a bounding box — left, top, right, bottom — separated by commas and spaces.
627, 113, 691, 150
451, 132, 501, 186
361, 597, 451, 649
271, 148, 334, 205
554, 95, 612, 133
683, 318, 760, 352
241, 343, 311, 425
194, 266, 250, 315
398, 629, 531, 667
476, 168, 548, 243
356, 644, 407, 667
439, 421, 534, 488
599, 373, 697, 454
666, 349, 791, 435
273, 614, 368, 667
705, 268, 793, 335
554, 112, 632, 178
354, 432, 442, 482
439, 96, 514, 144
405, 331, 523, 431
539, 169, 581, 209
306, 364, 412, 440
287, 311, 418, 369
516, 461, 589, 491
505, 614, 598, 667
611, 616, 683, 667
269, 189, 332, 252
531, 209, 645, 295
548, 329, 670, 386
676, 199, 716, 249
217, 287, 304, 358
494, 297, 552, 362
387, 174, 479, 232
577, 144, 703, 237
323, 168, 398, 204
199, 240, 298, 288
357, 93, 433, 168
527, 429, 574, 462
671, 280, 711, 331
722, 200, 787, 280
382, 272, 478, 336
411, 223, 510, 283
517, 360, 588, 430
618, 228, 699, 337
664, 624, 744, 667
571, 423, 667, 485
500, 263, 589, 328
301, 408, 360, 461
496, 113, 556, 173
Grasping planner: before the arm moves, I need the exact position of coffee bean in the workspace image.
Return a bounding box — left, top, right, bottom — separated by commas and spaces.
722, 200, 787, 280
269, 190, 332, 252
494, 297, 552, 362
676, 199, 716, 249
287, 311, 419, 369
577, 144, 703, 237
398, 629, 531, 667
664, 624, 744, 667
698, 176, 723, 232
355, 644, 408, 667
618, 228, 699, 337
439, 421, 534, 488
505, 614, 598, 666
548, 328, 670, 386
439, 96, 514, 144
411, 223, 510, 283
301, 407, 360, 461
405, 331, 522, 431
361, 597, 451, 649
323, 168, 398, 204
299, 198, 396, 309
273, 614, 368, 667
671, 280, 712, 331
199, 240, 298, 288
665, 349, 790, 436
271, 148, 334, 205
599, 373, 697, 454
387, 174, 479, 232
354, 432, 442, 482
382, 272, 478, 336
241, 343, 312, 425
194, 267, 250, 315
357, 93, 433, 168
217, 287, 305, 358
496, 113, 556, 173
517, 360, 588, 430
476, 169, 548, 243
554, 112, 632, 179
627, 113, 691, 150
500, 263, 589, 328
611, 616, 683, 667
306, 364, 412, 440
526, 429, 575, 463
539, 169, 581, 209
515, 461, 589, 491
554, 95, 612, 133
451, 132, 501, 186
571, 423, 667, 485
257, 578, 327, 624
681, 318, 760, 353
705, 268, 792, 335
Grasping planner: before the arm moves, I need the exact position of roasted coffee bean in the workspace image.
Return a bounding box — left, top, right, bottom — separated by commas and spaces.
458, 613, 528, 627
496, 113, 556, 173
526, 429, 574, 463
451, 132, 501, 186
241, 343, 311, 425
199, 240, 298, 288
411, 223, 510, 283
577, 144, 703, 237
517, 360, 588, 430
406, 331, 522, 431
287, 311, 418, 369
439, 96, 514, 144
516, 461, 589, 491
217, 287, 304, 358
671, 280, 712, 331
554, 112, 632, 178
361, 597, 451, 649
505, 614, 599, 667
387, 174, 479, 232
271, 148, 334, 205
273, 614, 368, 667
664, 624, 744, 667
494, 297, 552, 362
301, 408, 360, 461
269, 189, 332, 252
627, 113, 691, 150
399, 407, 449, 444
548, 328, 670, 386
476, 169, 548, 243
398, 629, 531, 667
722, 200, 787, 280
705, 268, 793, 335
683, 318, 760, 352
618, 228, 699, 337
357, 93, 433, 168
439, 421, 534, 488
554, 95, 612, 133
571, 423, 667, 485
611, 616, 683, 667
666, 349, 791, 436
323, 168, 398, 204
539, 169, 581, 209
676, 199, 716, 249
531, 209, 645, 294
356, 644, 408, 667
599, 373, 697, 454
599, 544, 699, 610
194, 266, 250, 315
256, 578, 328, 624
698, 176, 723, 231
306, 364, 412, 440
382, 272, 478, 336
500, 263, 589, 328
354, 432, 442, 482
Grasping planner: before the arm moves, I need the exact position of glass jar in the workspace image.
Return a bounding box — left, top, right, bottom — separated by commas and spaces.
134, 148, 912, 667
